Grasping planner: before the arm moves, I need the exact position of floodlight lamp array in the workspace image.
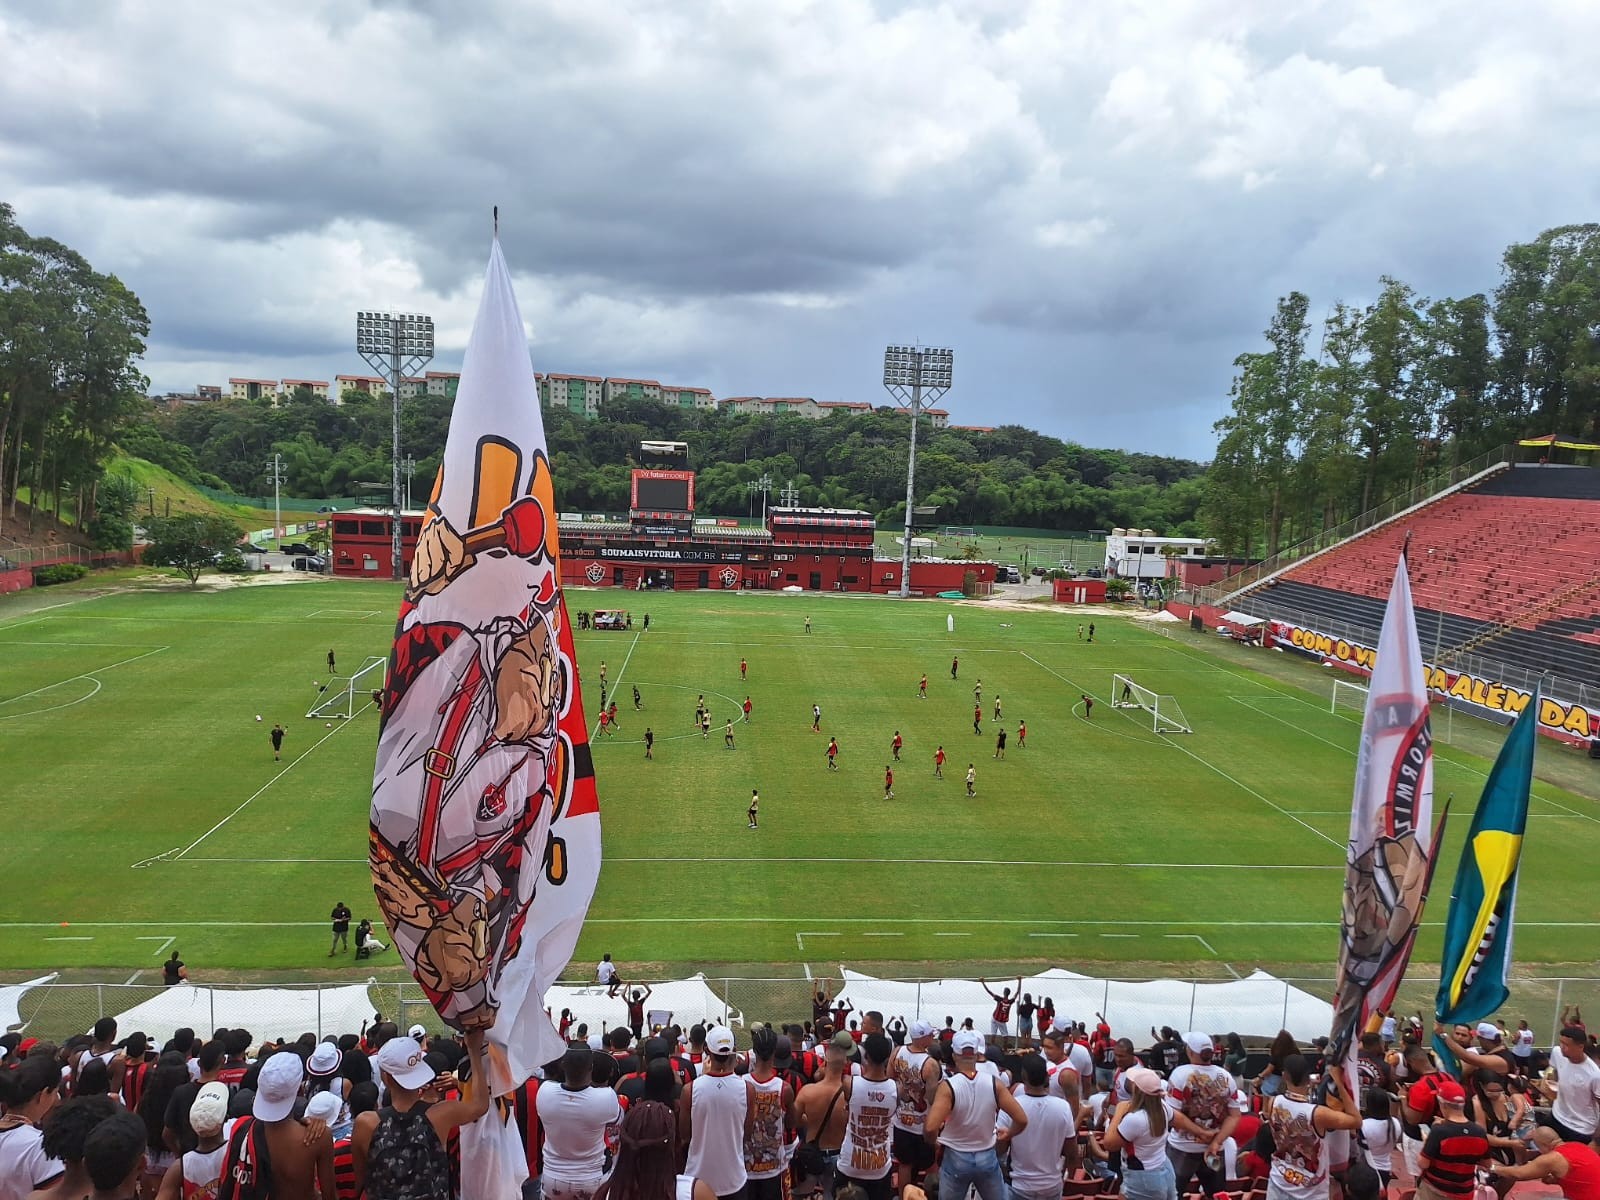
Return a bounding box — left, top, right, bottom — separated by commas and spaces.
882, 345, 953, 390
356, 312, 435, 356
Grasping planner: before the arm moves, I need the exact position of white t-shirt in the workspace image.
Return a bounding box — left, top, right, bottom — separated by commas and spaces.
1116, 1101, 1178, 1168
1002, 1093, 1075, 1192
1361, 1118, 1398, 1173
1553, 1053, 1600, 1137
1167, 1063, 1244, 1153
1066, 1043, 1094, 1080
1513, 1029, 1535, 1059
686, 1072, 750, 1197
1380, 1016, 1398, 1044
0, 1124, 62, 1200
537, 1081, 622, 1181
597, 960, 617, 984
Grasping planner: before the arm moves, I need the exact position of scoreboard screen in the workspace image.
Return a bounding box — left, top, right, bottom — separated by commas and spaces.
631, 470, 694, 513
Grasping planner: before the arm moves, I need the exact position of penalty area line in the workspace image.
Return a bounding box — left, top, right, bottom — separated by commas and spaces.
144, 702, 375, 866
1022, 651, 1343, 851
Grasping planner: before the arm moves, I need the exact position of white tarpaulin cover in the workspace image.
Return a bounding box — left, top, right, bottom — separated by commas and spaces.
108, 982, 379, 1045
1, 974, 57, 1031
1220, 611, 1265, 627
834, 968, 1331, 1041
544, 974, 742, 1035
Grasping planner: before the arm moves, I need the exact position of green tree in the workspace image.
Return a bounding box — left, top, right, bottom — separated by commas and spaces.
143, 513, 243, 584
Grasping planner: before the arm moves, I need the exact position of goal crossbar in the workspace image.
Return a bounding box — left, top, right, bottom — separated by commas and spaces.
307, 656, 387, 719
1110, 672, 1193, 734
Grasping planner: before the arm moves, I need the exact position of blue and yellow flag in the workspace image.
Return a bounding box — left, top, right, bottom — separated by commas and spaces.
1433, 687, 1537, 1071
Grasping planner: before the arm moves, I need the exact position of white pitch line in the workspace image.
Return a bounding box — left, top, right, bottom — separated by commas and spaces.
608, 631, 643, 693
803, 962, 813, 980
0, 645, 168, 708
179, 854, 1340, 870
0, 676, 101, 720
1166, 933, 1219, 956
136, 935, 176, 956
1022, 651, 1343, 850
5, 916, 1600, 931
44, 936, 94, 941
167, 703, 373, 862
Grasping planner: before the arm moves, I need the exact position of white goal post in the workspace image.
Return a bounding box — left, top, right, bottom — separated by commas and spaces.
1331, 678, 1369, 715
307, 656, 388, 719
1110, 673, 1193, 734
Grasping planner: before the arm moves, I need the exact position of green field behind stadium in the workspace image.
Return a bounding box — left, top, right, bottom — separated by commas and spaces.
2, 579, 1598, 984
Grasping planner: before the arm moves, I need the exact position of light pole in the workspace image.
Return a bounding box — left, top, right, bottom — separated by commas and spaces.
402, 455, 417, 512
266, 453, 285, 538
746, 473, 773, 522
883, 344, 953, 598
356, 311, 434, 580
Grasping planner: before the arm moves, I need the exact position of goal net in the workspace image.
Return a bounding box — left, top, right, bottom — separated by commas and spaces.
307, 656, 387, 720
1111, 672, 1193, 734
1331, 678, 1369, 717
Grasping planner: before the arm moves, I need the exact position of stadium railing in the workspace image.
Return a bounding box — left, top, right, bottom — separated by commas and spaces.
0, 543, 93, 568
1195, 443, 1515, 607
11, 972, 1599, 1046
1220, 595, 1600, 722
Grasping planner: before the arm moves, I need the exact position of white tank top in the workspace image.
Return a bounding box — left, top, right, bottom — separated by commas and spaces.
1267, 1095, 1329, 1200
839, 1074, 898, 1181
892, 1048, 931, 1133
744, 1075, 788, 1179
937, 1071, 997, 1153
182, 1144, 227, 1197
686, 1072, 749, 1197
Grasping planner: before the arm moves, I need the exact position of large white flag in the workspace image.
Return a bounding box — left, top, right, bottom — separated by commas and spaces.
369, 238, 601, 1156
1329, 554, 1440, 1089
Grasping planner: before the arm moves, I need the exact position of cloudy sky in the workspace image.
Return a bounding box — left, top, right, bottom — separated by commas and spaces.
3, 0, 1596, 458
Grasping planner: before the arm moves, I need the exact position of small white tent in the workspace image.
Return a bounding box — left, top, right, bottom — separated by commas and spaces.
108, 982, 378, 1045
0, 974, 57, 1032
834, 967, 1330, 1041
543, 974, 742, 1036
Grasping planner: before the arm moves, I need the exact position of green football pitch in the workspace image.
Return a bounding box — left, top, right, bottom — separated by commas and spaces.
2, 579, 1598, 981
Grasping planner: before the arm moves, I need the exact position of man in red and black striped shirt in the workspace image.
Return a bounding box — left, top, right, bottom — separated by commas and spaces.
1417, 1079, 1490, 1200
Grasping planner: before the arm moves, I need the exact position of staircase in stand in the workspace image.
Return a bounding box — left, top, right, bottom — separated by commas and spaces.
1437, 575, 1600, 665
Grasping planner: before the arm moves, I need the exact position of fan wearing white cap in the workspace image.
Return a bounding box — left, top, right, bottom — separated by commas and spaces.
1166, 1033, 1244, 1196
679, 1026, 749, 1199
1435, 1019, 1517, 1080
352, 1029, 488, 1199
222, 1051, 336, 1199
305, 1041, 352, 1139
890, 1020, 943, 1189
924, 1029, 1030, 1200
155, 1082, 231, 1200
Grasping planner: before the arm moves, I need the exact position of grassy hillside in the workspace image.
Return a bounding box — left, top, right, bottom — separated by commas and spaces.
108, 455, 320, 534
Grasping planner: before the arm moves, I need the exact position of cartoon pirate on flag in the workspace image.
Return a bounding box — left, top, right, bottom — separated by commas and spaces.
371, 236, 600, 1097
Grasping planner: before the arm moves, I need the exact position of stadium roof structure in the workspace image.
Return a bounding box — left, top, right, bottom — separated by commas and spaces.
1520, 433, 1600, 450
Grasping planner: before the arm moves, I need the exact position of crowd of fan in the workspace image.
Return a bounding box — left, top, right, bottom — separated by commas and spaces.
1, 997, 1597, 1200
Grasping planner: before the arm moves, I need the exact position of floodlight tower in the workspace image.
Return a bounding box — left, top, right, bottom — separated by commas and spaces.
883, 344, 953, 598
356, 311, 434, 579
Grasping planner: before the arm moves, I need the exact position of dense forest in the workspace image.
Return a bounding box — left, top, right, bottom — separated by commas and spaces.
127, 393, 1208, 534
0, 203, 150, 539
1203, 224, 1600, 558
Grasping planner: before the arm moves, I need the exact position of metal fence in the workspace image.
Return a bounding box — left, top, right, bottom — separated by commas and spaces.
13, 973, 1600, 1046
1226, 595, 1600, 715
0, 543, 93, 569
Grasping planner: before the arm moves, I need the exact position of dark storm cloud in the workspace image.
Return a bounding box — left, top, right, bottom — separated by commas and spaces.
2, 0, 1597, 454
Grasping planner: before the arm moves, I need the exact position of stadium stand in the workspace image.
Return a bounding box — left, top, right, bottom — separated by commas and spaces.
1232, 465, 1600, 685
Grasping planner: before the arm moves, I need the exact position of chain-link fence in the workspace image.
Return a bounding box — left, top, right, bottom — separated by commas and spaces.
12, 973, 1600, 1047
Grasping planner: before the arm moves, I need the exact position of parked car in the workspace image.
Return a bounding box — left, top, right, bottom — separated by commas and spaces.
997, 566, 1021, 583
290, 555, 327, 572
279, 541, 315, 556
1031, 566, 1047, 577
